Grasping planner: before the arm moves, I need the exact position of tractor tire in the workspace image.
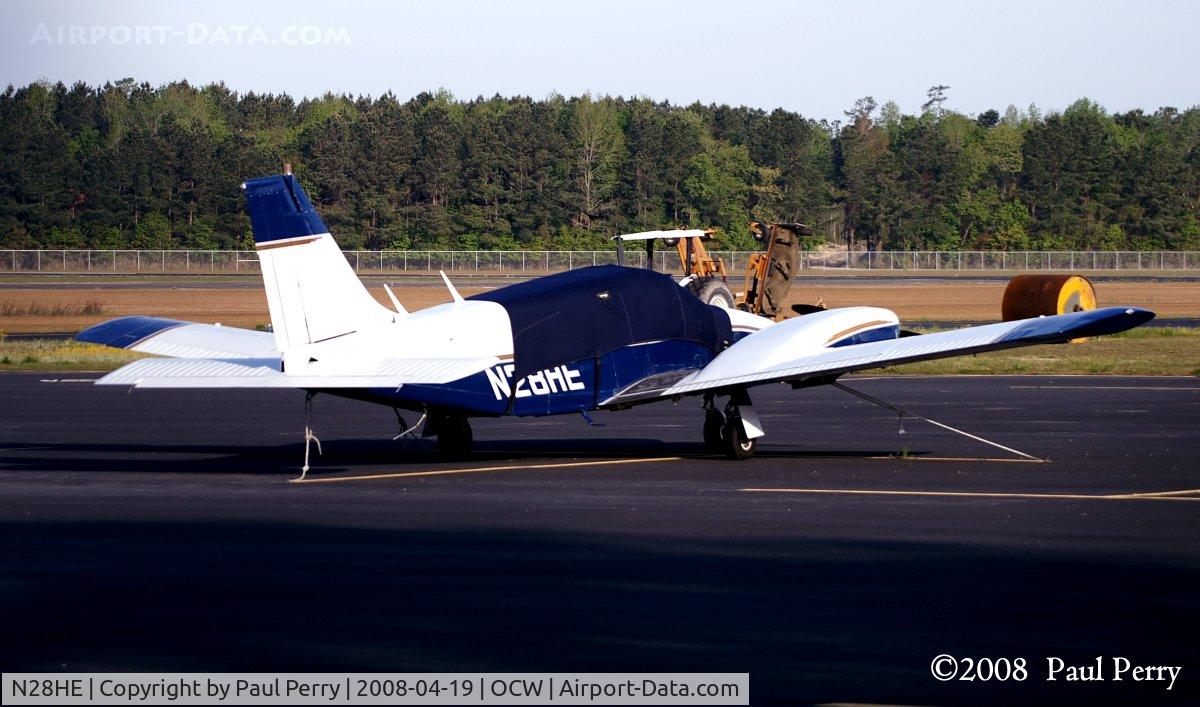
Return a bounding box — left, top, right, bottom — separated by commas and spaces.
690, 277, 735, 308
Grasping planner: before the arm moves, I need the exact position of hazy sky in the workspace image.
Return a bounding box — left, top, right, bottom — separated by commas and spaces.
2, 0, 1197, 121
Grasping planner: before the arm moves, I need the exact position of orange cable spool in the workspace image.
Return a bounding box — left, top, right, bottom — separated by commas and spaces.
1001, 274, 1097, 342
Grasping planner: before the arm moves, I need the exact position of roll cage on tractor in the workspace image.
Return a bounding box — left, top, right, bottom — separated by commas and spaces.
612, 221, 819, 319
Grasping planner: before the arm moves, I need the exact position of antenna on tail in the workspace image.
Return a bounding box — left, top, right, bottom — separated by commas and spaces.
382, 284, 408, 315
440, 270, 465, 304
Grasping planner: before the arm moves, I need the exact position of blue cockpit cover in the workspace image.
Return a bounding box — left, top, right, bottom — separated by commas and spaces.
471, 265, 733, 380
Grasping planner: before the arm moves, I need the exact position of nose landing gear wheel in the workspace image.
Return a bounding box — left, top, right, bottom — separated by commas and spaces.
723, 416, 757, 460
703, 409, 726, 453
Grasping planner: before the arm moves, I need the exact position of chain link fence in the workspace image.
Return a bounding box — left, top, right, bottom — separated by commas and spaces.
2, 249, 1198, 275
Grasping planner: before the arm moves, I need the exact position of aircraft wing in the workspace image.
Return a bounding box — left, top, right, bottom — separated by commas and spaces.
604, 307, 1154, 404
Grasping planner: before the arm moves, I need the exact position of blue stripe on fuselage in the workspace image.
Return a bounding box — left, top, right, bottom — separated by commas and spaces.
829, 324, 900, 348
359, 339, 720, 417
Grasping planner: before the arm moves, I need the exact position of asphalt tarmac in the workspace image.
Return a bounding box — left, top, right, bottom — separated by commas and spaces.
1, 373, 1198, 704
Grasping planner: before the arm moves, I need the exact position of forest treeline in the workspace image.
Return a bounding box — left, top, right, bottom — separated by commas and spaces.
1, 79, 1197, 251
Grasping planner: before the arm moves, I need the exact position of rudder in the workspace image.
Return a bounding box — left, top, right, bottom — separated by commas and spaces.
242, 174, 391, 350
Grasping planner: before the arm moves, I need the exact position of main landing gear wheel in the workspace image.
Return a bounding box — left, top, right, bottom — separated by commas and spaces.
436, 415, 474, 458
703, 409, 726, 452
723, 415, 757, 460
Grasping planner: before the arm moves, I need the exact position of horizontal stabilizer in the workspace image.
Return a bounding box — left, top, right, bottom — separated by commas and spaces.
96, 355, 501, 389
77, 316, 277, 359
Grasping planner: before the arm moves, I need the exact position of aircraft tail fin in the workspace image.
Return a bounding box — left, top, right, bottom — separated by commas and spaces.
242, 173, 391, 350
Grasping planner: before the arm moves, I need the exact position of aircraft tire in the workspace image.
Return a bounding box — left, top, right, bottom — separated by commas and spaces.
437, 416, 473, 457
723, 416, 756, 460
703, 409, 726, 452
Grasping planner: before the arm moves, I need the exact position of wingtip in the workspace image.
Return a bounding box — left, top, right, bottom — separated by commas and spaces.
1112, 306, 1156, 329
75, 316, 187, 349
1071, 306, 1156, 338
1127, 306, 1155, 322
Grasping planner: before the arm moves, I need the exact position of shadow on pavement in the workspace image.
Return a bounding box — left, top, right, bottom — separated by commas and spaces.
1, 520, 1196, 704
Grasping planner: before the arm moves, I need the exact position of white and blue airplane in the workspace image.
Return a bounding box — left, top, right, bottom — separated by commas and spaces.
78, 173, 1154, 468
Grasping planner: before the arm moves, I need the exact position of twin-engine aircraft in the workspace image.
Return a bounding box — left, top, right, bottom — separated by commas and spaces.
78, 173, 1154, 467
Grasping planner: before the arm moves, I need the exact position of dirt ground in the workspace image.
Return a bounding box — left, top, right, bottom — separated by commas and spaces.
0, 279, 1196, 333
